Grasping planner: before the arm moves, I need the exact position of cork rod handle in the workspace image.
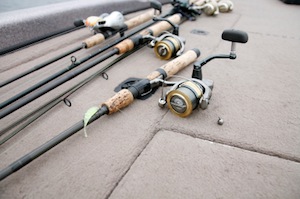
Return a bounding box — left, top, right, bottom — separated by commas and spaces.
147, 49, 200, 80
124, 10, 156, 30
102, 89, 134, 114
114, 14, 183, 55
102, 49, 199, 114
139, 14, 182, 37
84, 34, 105, 49
84, 10, 156, 49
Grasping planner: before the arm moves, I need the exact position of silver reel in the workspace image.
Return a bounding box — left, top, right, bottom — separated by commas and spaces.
92, 11, 125, 33
192, 0, 234, 15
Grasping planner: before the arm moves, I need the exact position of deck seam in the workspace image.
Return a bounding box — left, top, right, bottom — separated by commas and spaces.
105, 111, 169, 199
161, 127, 300, 164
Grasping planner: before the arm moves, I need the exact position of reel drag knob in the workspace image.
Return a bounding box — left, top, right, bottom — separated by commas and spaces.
166, 81, 204, 117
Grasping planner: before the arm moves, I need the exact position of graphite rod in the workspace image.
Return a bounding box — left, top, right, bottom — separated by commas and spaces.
0, 5, 159, 88
0, 44, 145, 143
0, 12, 177, 118
0, 106, 109, 181
0, 48, 119, 119
0, 11, 170, 110
0, 44, 84, 88
0, 49, 200, 181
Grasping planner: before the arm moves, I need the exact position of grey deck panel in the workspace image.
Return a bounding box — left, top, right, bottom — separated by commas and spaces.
110, 130, 300, 199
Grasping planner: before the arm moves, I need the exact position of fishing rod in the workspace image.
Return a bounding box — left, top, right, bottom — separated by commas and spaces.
0, 48, 201, 181
0, 9, 168, 111
0, 0, 197, 111
0, 13, 187, 119
0, 0, 202, 111
0, 0, 162, 88
0, 30, 186, 141
0, 44, 146, 145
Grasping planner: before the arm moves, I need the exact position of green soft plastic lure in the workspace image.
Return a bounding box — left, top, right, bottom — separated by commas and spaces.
83, 106, 99, 137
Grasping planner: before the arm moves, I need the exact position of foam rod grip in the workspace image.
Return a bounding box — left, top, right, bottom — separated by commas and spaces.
125, 10, 155, 30
147, 49, 200, 80
83, 34, 105, 48
102, 89, 134, 114
139, 14, 182, 37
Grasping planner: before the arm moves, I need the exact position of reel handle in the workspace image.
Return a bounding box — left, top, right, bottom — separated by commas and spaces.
222, 29, 248, 43
115, 14, 182, 54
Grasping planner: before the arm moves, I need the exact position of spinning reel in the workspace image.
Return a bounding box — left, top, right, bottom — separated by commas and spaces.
193, 0, 233, 16
148, 32, 185, 60
158, 78, 213, 117
146, 17, 185, 60
158, 29, 248, 117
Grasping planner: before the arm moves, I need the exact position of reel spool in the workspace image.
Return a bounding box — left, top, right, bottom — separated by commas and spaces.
159, 78, 213, 117
149, 33, 185, 60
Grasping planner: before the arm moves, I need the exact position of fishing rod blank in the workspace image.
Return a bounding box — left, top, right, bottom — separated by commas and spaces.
0, 48, 200, 181
0, 2, 161, 88
0, 10, 170, 110
0, 44, 145, 144
0, 7, 166, 110
0, 45, 84, 88
0, 14, 183, 119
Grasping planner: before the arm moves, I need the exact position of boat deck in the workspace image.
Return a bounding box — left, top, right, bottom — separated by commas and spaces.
1, 0, 300, 198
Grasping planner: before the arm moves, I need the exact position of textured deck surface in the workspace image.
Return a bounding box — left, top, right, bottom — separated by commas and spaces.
0, 0, 300, 198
